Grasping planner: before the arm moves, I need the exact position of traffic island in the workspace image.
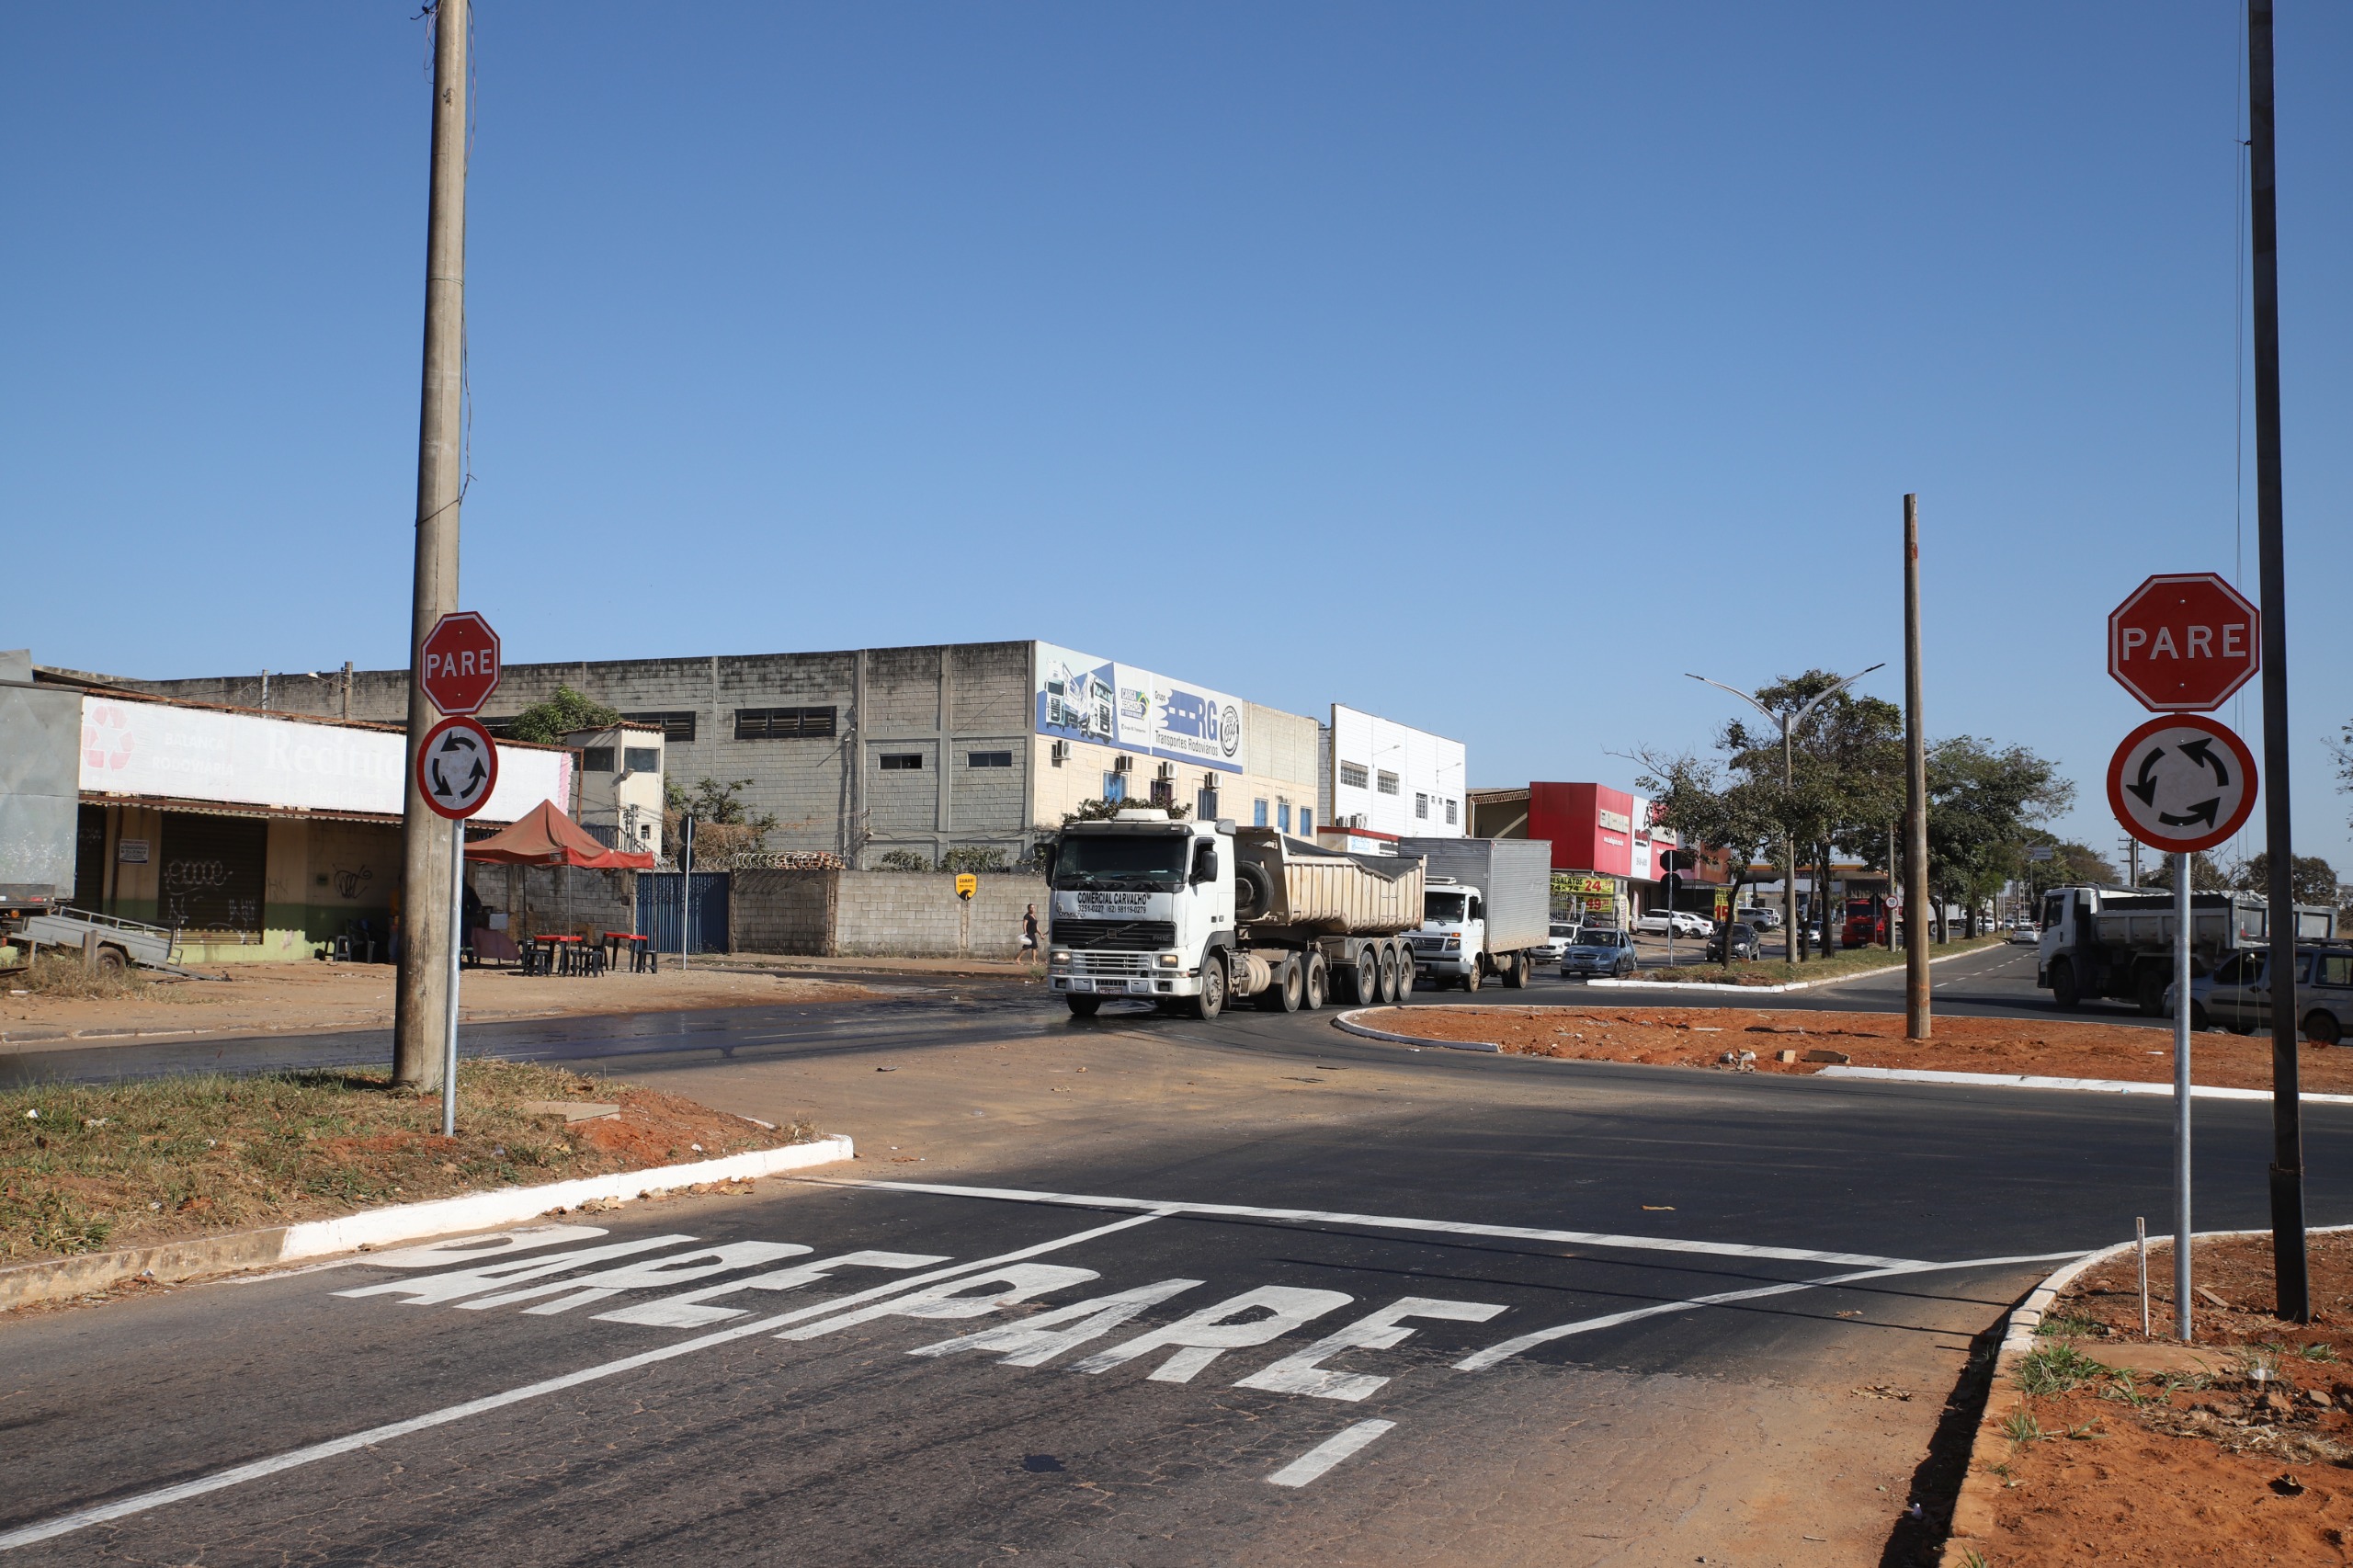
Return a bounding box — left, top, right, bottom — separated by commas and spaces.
1940, 1227, 2353, 1566
1338, 1005, 2353, 1095
0, 1061, 844, 1311
1618, 936, 2006, 991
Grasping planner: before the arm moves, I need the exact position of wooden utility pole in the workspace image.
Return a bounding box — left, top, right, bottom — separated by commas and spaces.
2247, 0, 2308, 1322
392, 0, 471, 1090
1903, 494, 1930, 1039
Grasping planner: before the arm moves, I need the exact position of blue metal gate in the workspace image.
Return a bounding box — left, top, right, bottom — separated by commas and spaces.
636, 872, 730, 956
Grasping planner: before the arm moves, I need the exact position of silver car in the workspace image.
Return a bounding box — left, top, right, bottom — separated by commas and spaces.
2170, 947, 2353, 1044
1560, 927, 1638, 980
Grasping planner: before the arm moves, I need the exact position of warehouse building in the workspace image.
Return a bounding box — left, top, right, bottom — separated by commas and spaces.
1316, 704, 1466, 846
108, 641, 1324, 870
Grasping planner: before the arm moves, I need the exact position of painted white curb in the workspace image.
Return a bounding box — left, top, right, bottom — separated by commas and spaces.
1586, 940, 2008, 994
1817, 1065, 2353, 1105
1331, 1009, 1499, 1052
278, 1136, 856, 1261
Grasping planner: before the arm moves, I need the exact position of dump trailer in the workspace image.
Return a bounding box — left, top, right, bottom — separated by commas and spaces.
1394, 836, 1555, 991
2037, 884, 2336, 1014
1, 652, 81, 960
1045, 812, 1425, 1020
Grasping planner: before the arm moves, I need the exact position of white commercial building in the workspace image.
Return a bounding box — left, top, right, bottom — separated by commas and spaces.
1317, 705, 1467, 844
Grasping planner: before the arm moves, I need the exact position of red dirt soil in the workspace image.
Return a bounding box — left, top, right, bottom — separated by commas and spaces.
1972, 1232, 2353, 1565
1352, 1005, 2353, 1093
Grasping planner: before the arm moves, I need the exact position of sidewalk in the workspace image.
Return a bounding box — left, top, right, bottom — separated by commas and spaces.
0, 960, 894, 1052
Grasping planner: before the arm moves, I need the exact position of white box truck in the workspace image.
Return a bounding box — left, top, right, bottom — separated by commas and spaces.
1046, 813, 1425, 1020
1394, 836, 1554, 992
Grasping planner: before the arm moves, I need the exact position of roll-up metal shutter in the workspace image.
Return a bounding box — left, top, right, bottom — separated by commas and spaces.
158, 812, 268, 934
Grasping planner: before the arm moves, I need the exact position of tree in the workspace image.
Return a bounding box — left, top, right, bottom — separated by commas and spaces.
2136, 851, 2234, 893
1061, 798, 1188, 824
1631, 750, 1779, 969
1720, 673, 1904, 959
505, 684, 621, 744
2234, 852, 2340, 908
664, 778, 780, 869
1925, 737, 2075, 939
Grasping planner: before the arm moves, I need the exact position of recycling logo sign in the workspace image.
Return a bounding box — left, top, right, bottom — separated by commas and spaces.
416, 716, 500, 821
2105, 713, 2256, 854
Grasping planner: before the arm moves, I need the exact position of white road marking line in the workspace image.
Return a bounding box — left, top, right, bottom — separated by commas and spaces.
825, 1180, 1931, 1270
0, 1210, 1169, 1553
1451, 1248, 2092, 1370
1267, 1419, 1397, 1486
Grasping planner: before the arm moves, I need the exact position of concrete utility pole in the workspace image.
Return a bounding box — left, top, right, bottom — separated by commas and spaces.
2246, 0, 2309, 1322
392, 0, 471, 1091
1903, 494, 1931, 1040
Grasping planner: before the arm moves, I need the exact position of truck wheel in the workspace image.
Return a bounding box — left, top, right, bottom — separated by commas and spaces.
1188, 960, 1226, 1020
2050, 960, 2080, 1010
1234, 862, 1275, 922
1257, 960, 1303, 1013
1066, 995, 1103, 1017
2136, 971, 2166, 1017
1301, 955, 1326, 1011
1501, 951, 1528, 989
1353, 950, 1379, 1006
2305, 1011, 2342, 1048
1461, 957, 1483, 993
1377, 947, 1401, 1005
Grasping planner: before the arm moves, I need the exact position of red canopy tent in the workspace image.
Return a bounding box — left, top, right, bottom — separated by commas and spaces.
463, 799, 656, 869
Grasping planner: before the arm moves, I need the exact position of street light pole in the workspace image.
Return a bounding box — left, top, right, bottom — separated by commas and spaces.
1687, 665, 1884, 967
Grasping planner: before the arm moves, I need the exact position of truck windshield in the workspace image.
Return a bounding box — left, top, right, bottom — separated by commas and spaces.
1425, 892, 1467, 923
1055, 835, 1189, 890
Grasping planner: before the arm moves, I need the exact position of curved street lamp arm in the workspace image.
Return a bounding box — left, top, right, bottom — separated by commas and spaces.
1684, 673, 1779, 726
1788, 662, 1888, 730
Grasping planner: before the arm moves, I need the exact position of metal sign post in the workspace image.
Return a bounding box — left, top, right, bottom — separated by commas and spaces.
2172, 850, 2193, 1341
2106, 712, 2257, 1346
445, 819, 463, 1139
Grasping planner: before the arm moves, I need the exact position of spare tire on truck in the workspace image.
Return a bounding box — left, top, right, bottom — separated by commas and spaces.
1234, 861, 1275, 923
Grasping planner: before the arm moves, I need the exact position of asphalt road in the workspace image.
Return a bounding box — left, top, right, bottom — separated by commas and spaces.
2, 951, 2344, 1565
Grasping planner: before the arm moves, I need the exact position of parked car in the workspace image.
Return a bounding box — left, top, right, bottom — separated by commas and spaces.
1738, 905, 1783, 929
1540, 921, 1584, 962
1706, 921, 1762, 962
2167, 947, 2353, 1044
1560, 926, 1638, 980
1636, 909, 1711, 938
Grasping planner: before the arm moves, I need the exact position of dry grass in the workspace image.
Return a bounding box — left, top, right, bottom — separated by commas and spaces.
0, 1061, 813, 1266
5, 952, 152, 1002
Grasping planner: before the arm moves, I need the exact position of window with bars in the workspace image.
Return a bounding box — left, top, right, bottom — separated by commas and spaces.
1415, 792, 1429, 819
1376, 771, 1400, 796
735, 706, 837, 740
623, 710, 698, 742
1339, 761, 1369, 790
1446, 798, 1459, 825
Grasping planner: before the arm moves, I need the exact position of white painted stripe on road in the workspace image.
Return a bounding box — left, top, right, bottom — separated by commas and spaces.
0, 1209, 1169, 1552
826, 1179, 1932, 1270
1817, 1064, 2353, 1104
1267, 1419, 1396, 1486
1450, 1248, 2094, 1370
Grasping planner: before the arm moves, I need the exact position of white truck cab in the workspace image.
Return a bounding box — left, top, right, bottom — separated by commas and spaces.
1413, 878, 1484, 989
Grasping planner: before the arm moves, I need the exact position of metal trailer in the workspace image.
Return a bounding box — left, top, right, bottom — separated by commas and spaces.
2038, 885, 2336, 1014
1229, 828, 1426, 1008
1394, 836, 1554, 989
16, 908, 180, 975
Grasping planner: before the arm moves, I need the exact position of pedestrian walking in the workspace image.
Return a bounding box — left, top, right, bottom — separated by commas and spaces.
1021, 903, 1040, 968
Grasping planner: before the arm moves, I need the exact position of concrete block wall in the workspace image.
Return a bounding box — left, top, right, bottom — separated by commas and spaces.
831, 871, 1045, 959
728, 868, 835, 955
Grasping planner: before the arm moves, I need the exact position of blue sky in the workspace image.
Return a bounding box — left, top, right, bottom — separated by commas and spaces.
6, 3, 2349, 876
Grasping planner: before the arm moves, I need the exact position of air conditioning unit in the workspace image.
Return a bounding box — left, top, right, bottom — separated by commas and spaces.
1050, 740, 1069, 767
1112, 754, 1132, 775
1155, 761, 1175, 781
1344, 813, 1369, 830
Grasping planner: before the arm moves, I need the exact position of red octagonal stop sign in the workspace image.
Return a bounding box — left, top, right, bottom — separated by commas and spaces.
419, 611, 502, 716
2107, 574, 2259, 713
